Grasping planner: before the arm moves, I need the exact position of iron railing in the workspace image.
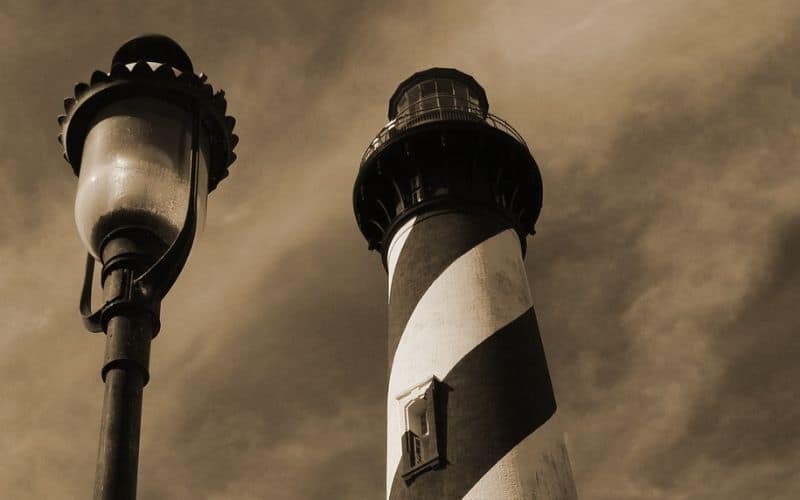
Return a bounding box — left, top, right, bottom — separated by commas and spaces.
361, 106, 528, 164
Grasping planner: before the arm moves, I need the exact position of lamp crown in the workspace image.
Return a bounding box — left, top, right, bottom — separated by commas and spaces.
58, 34, 239, 192
112, 34, 194, 73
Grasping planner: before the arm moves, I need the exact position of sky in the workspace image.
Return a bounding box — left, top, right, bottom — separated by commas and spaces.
1, 1, 798, 498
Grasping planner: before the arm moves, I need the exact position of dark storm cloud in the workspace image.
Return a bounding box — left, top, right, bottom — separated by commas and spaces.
640, 216, 800, 495
630, 30, 800, 494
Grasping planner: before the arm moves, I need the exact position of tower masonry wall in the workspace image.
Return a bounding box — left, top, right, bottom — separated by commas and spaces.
384, 210, 578, 500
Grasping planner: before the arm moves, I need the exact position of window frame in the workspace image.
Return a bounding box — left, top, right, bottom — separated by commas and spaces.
395, 377, 445, 483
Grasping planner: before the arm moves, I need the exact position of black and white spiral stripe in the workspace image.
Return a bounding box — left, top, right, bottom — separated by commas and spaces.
385, 210, 578, 500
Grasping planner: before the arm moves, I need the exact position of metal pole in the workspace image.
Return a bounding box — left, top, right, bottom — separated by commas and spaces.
92, 236, 160, 500
95, 365, 144, 500
93, 315, 153, 500
90, 103, 198, 499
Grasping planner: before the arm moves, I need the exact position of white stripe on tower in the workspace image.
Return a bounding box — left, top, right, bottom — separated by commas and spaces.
463, 414, 578, 499
387, 216, 417, 297
384, 210, 576, 499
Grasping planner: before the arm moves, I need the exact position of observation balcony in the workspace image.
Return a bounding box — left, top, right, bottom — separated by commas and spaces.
362, 105, 527, 165
361, 69, 528, 165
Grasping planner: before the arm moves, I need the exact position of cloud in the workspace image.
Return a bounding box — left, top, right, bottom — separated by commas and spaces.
1, 1, 799, 498
528, 7, 800, 498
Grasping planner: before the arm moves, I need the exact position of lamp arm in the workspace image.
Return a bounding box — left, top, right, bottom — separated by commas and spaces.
79, 254, 105, 332
133, 106, 200, 301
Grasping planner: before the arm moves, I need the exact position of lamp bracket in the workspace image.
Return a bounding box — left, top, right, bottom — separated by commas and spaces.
80, 255, 104, 332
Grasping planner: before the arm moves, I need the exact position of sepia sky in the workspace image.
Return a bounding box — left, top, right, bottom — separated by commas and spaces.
1, 1, 799, 498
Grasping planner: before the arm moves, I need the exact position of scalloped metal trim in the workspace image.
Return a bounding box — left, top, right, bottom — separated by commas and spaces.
58, 60, 238, 191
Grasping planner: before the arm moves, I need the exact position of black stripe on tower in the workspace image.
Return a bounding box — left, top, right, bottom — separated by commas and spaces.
388, 209, 508, 369
389, 307, 556, 499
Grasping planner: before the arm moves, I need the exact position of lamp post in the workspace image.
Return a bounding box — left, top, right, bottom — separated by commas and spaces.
57, 34, 238, 500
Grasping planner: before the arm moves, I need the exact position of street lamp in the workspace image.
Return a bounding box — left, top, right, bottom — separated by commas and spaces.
57, 34, 238, 500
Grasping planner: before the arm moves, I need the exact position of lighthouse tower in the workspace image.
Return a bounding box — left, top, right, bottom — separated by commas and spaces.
353, 69, 578, 499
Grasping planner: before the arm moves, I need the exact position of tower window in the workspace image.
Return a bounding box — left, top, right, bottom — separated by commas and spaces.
396, 377, 445, 483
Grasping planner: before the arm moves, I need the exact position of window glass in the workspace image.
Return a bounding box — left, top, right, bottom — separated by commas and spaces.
406, 397, 427, 436
407, 84, 421, 103
396, 94, 409, 115
420, 80, 435, 97
467, 93, 481, 114
420, 96, 437, 111
419, 80, 436, 111
454, 82, 467, 100
435, 79, 454, 95
454, 82, 469, 110
407, 85, 422, 114
439, 95, 456, 108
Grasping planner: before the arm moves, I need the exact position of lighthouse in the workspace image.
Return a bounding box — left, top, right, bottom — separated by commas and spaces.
353, 68, 578, 499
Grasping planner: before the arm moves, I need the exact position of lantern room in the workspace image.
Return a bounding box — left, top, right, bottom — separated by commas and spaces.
388, 67, 489, 120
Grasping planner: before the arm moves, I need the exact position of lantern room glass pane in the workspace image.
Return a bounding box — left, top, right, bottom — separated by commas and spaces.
407, 84, 422, 114
419, 80, 436, 111
419, 97, 436, 111
396, 93, 410, 116
454, 81, 467, 98
467, 91, 483, 115
439, 94, 456, 108
435, 79, 453, 95
74, 97, 209, 259
435, 79, 453, 108
454, 82, 468, 109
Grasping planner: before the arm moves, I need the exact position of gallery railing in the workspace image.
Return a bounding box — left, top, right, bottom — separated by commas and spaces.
362, 106, 528, 164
